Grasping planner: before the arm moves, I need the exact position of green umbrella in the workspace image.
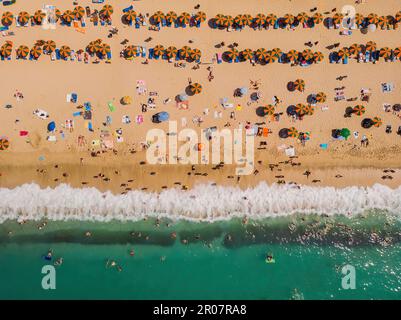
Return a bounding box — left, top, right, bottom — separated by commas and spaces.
340, 128, 351, 139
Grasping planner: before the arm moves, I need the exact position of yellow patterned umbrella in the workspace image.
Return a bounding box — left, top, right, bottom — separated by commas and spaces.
62, 10, 75, 24
152, 11, 165, 24
74, 6, 85, 19
271, 47, 282, 57
354, 13, 364, 27
240, 48, 253, 60
294, 79, 305, 92
297, 12, 309, 24
316, 92, 327, 103
215, 14, 226, 26
124, 10, 137, 23
153, 44, 165, 56
266, 13, 277, 26
373, 116, 382, 127
97, 43, 111, 57
242, 14, 253, 26
265, 50, 277, 63
287, 49, 298, 61
179, 46, 191, 59
378, 16, 388, 28
0, 43, 12, 57
226, 48, 239, 60
288, 127, 299, 137
305, 104, 315, 115
0, 138, 10, 150
43, 40, 56, 53
255, 48, 268, 61
178, 12, 191, 25
30, 46, 42, 59
284, 14, 295, 25
166, 11, 177, 23
379, 47, 391, 58
17, 45, 29, 58
349, 43, 362, 55
313, 12, 323, 24
100, 5, 113, 18
165, 46, 177, 58
194, 11, 206, 22
263, 105, 275, 115
366, 41, 377, 52
333, 13, 344, 25
313, 51, 324, 62
302, 49, 314, 60
367, 13, 378, 24
353, 105, 366, 116
223, 15, 233, 27
338, 48, 350, 58
18, 11, 30, 26
254, 13, 266, 26
124, 45, 137, 58
234, 15, 244, 26
190, 48, 201, 61
295, 103, 307, 115
33, 10, 45, 25
86, 41, 101, 54
190, 83, 202, 95
1, 11, 13, 26
60, 45, 71, 59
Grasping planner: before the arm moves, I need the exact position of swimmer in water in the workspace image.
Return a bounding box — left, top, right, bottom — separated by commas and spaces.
54, 258, 63, 266
266, 253, 274, 263
45, 249, 53, 261
129, 249, 135, 256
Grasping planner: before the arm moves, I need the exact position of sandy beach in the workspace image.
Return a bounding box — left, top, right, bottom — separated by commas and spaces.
1, 0, 401, 194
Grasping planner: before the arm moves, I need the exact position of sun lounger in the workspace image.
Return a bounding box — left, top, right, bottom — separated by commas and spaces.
108, 101, 115, 112
216, 53, 223, 64
381, 83, 394, 93
107, 51, 112, 60
343, 56, 348, 64
135, 22, 140, 28
148, 48, 154, 59
141, 47, 146, 58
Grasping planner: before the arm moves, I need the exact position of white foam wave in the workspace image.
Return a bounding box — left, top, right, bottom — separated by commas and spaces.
0, 183, 400, 223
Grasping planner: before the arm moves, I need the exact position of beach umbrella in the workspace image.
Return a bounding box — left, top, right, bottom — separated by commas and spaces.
316, 92, 327, 103
18, 11, 30, 26
165, 46, 177, 58
30, 46, 42, 59
33, 10, 45, 25
190, 83, 202, 95
166, 11, 178, 23
313, 51, 324, 62
373, 117, 382, 127
353, 105, 366, 116
124, 45, 138, 58
124, 10, 137, 23
0, 138, 10, 150
295, 103, 307, 115
349, 43, 362, 55
0, 43, 12, 57
152, 11, 165, 24
100, 4, 113, 18
43, 40, 56, 54
283, 14, 295, 25
62, 10, 75, 24
302, 49, 314, 60
226, 48, 239, 61
287, 49, 298, 61
266, 13, 277, 26
393, 47, 401, 59
242, 14, 253, 26
60, 45, 71, 59
190, 48, 201, 61
194, 11, 207, 22
288, 127, 298, 138
312, 12, 323, 24
254, 13, 266, 26
223, 15, 234, 27
215, 14, 226, 26
378, 16, 388, 28
86, 41, 101, 54
368, 13, 379, 25
366, 41, 377, 52
297, 12, 309, 24
379, 47, 391, 58
265, 50, 277, 63
179, 46, 192, 59
121, 96, 132, 105
396, 11, 401, 22
55, 8, 61, 21
255, 48, 268, 61
153, 45, 165, 56
240, 48, 253, 60
340, 128, 351, 139
354, 13, 364, 27
333, 13, 344, 25
73, 6, 85, 19
47, 121, 56, 132
271, 47, 282, 58
234, 15, 244, 26
279, 128, 289, 139
294, 79, 305, 92
2, 11, 13, 26
16, 45, 29, 58
338, 48, 350, 58
179, 12, 191, 25
263, 104, 275, 115
305, 104, 315, 116
97, 43, 111, 57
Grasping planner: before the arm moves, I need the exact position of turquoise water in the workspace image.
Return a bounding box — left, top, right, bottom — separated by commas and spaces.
0, 213, 400, 299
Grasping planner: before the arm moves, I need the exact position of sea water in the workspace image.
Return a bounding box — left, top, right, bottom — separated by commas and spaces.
0, 213, 400, 299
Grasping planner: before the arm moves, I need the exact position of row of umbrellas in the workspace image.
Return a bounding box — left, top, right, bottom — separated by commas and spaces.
149, 11, 206, 25
333, 42, 401, 59
123, 45, 201, 61
330, 12, 401, 27
1, 5, 113, 27
224, 48, 324, 63
213, 12, 324, 28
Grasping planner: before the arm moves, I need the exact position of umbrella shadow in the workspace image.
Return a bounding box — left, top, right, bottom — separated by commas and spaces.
185, 86, 195, 96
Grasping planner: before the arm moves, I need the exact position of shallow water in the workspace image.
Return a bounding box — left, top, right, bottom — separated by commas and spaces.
0, 213, 400, 299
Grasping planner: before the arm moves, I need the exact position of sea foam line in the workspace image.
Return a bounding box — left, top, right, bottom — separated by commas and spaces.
0, 183, 400, 223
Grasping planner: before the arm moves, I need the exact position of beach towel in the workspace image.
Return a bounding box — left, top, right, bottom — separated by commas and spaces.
285, 147, 295, 157
136, 115, 144, 124
122, 115, 131, 124
108, 101, 116, 112
19, 130, 29, 136
319, 143, 328, 150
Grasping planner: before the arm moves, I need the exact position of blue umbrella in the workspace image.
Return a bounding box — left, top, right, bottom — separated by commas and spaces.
47, 121, 56, 132
158, 112, 169, 122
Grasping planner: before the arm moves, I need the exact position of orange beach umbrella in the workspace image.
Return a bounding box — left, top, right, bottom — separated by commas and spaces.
1, 11, 13, 26
18, 11, 30, 26
16, 45, 29, 58
190, 83, 202, 95
60, 45, 71, 59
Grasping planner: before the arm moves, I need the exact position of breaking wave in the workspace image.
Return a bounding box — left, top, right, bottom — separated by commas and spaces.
0, 183, 400, 223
